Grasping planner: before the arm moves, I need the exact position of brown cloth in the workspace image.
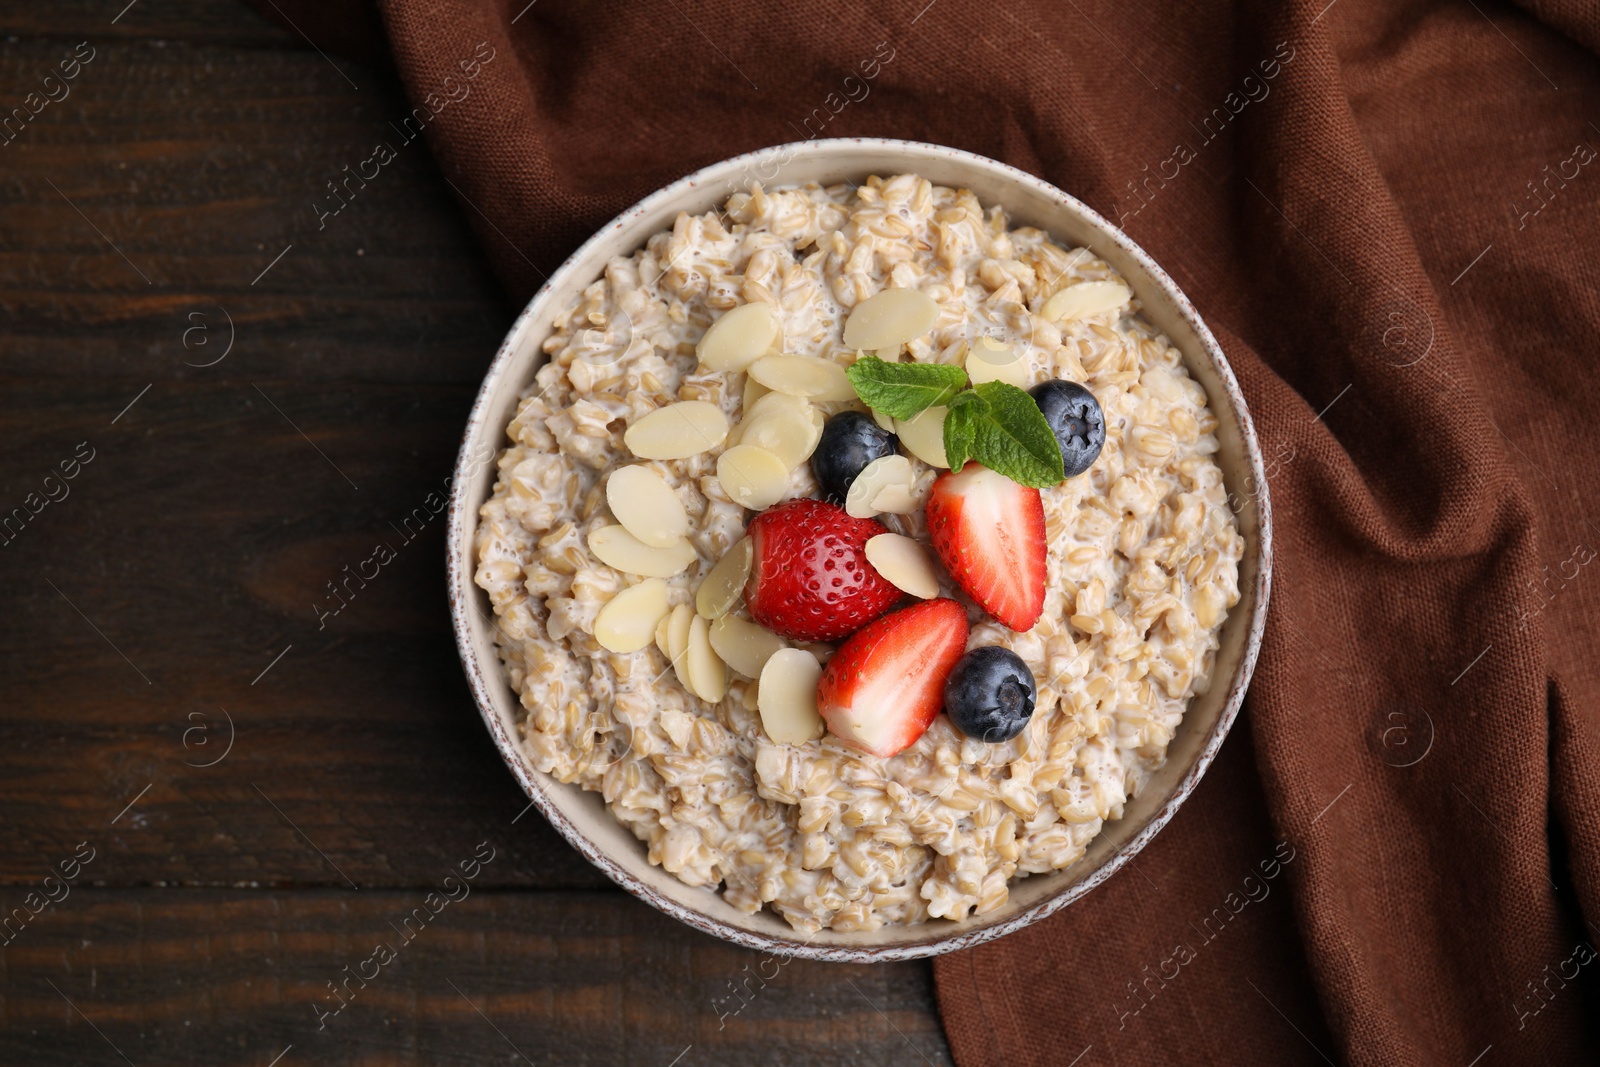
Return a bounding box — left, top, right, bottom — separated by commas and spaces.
251, 0, 1600, 1060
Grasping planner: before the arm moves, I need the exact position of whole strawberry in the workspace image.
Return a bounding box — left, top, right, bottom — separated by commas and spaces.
744, 498, 902, 641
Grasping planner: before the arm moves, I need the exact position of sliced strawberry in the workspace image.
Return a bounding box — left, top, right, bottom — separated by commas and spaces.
925, 462, 1046, 632
816, 598, 969, 758
745, 498, 902, 642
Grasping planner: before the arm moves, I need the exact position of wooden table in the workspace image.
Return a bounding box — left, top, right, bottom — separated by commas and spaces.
0, 3, 953, 1062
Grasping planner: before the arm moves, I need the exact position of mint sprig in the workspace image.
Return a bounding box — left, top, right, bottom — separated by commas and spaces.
944, 391, 981, 470
953, 383, 1065, 487
845, 357, 966, 420
846, 356, 1066, 488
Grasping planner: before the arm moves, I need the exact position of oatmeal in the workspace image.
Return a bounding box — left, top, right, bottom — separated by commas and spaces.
475, 174, 1243, 932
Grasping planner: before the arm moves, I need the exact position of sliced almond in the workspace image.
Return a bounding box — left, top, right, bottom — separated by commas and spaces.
605, 465, 690, 548
738, 398, 821, 468
968, 336, 1015, 363
864, 533, 939, 599
742, 373, 770, 412
757, 648, 825, 745
845, 454, 915, 518
624, 401, 730, 460
807, 400, 826, 438
667, 603, 694, 691
695, 537, 753, 619
654, 610, 672, 657
872, 408, 897, 433
697, 302, 781, 372
871, 480, 918, 514
895, 405, 950, 468
709, 614, 786, 679
1041, 280, 1132, 324
748, 355, 856, 402
731, 390, 803, 448
593, 578, 672, 653
964, 337, 1031, 389
842, 288, 940, 349
717, 445, 791, 510
587, 524, 697, 578
685, 613, 728, 703
743, 389, 811, 421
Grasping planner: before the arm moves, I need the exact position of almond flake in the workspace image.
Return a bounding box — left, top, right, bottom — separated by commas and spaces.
729, 390, 800, 447
697, 302, 781, 372
737, 398, 821, 468
624, 401, 730, 460
845, 454, 915, 518
667, 603, 694, 690
587, 524, 696, 578
870, 481, 918, 514
864, 533, 939, 599
695, 537, 753, 619
964, 337, 1030, 389
742, 373, 770, 412
654, 610, 672, 656
1040, 280, 1132, 324
758, 648, 825, 745
748, 355, 856, 401
685, 613, 728, 703
717, 444, 791, 510
742, 389, 812, 422
842, 288, 940, 349
709, 614, 786, 679
606, 465, 690, 548
593, 578, 671, 653
895, 405, 950, 468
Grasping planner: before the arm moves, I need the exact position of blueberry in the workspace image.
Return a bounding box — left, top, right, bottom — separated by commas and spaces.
943, 646, 1037, 743
811, 411, 899, 504
1029, 379, 1105, 479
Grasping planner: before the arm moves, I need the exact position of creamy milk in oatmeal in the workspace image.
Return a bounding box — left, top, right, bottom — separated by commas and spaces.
475, 174, 1243, 932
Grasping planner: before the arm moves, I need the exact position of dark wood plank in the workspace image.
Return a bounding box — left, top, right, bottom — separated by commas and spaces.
0, 10, 952, 1067
0, 25, 582, 888
0, 375, 618, 889
0, 36, 508, 386
0, 887, 952, 1066
2, 0, 299, 46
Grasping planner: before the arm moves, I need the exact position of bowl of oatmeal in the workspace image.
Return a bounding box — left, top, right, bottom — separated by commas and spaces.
448, 139, 1271, 961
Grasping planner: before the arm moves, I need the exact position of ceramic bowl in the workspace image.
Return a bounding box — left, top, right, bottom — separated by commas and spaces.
447, 138, 1272, 962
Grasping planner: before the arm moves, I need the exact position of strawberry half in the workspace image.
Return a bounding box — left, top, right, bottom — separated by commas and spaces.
925, 462, 1047, 632
745, 498, 903, 642
816, 598, 970, 758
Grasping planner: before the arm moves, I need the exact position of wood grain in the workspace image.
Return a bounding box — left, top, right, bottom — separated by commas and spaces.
0, 371, 620, 890
0, 26, 579, 888
0, 38, 509, 386
0, 887, 952, 1065
0, 3, 953, 1062
9, 0, 303, 46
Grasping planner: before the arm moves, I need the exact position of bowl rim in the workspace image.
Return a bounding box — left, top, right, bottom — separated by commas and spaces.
447, 137, 1273, 962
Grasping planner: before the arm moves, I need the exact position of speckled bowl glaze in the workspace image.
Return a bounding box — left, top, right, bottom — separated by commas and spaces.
448, 138, 1272, 962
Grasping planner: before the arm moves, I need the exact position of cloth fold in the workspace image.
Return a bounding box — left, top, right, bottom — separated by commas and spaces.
251, 0, 1600, 1059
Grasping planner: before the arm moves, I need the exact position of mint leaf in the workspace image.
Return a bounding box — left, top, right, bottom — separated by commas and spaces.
846, 357, 967, 421
965, 382, 1065, 488
848, 360, 1063, 487
942, 391, 983, 470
